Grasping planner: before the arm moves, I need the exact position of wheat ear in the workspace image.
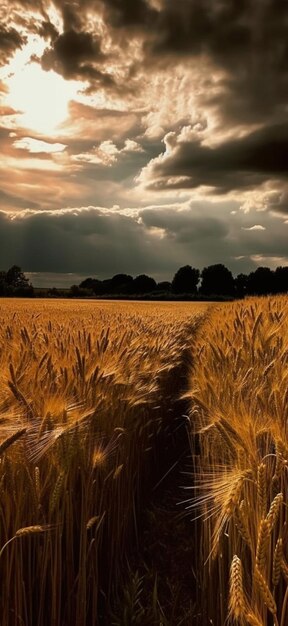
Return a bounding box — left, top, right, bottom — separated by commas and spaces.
229, 555, 246, 619
0, 428, 27, 456
0, 525, 50, 558
266, 493, 283, 532
256, 519, 270, 571
254, 567, 277, 615
273, 538, 283, 587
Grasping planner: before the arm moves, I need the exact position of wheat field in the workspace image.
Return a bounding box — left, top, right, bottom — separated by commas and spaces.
0, 298, 207, 626
187, 296, 288, 626
1, 296, 287, 625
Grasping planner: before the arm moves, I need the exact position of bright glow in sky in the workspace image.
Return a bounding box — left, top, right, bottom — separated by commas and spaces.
3, 36, 84, 135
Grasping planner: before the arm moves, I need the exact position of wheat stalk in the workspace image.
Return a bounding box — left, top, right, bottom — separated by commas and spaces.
246, 611, 264, 626
257, 463, 267, 518
0, 525, 51, 558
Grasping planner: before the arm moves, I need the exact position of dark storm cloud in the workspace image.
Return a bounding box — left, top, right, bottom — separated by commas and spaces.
41, 28, 103, 70
50, 0, 157, 30
0, 204, 287, 279
143, 123, 288, 193
0, 26, 26, 65
138, 202, 288, 272
73, 0, 288, 124
37, 19, 59, 41
146, 0, 288, 123
140, 207, 228, 243
101, 0, 158, 29
264, 191, 288, 216
0, 208, 182, 276
10, 0, 288, 124
40, 28, 118, 86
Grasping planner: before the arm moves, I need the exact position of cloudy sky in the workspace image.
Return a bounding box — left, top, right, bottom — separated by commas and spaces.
0, 0, 287, 286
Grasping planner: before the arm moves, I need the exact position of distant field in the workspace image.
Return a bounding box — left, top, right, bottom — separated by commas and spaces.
0, 298, 208, 626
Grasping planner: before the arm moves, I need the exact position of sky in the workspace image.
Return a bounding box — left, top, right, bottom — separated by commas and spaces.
0, 0, 288, 286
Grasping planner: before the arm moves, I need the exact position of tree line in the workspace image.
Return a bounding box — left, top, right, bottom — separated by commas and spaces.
76, 264, 288, 299
0, 264, 287, 299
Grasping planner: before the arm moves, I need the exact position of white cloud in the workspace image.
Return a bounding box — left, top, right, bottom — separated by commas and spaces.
241, 225, 266, 231
13, 137, 67, 154
73, 139, 144, 166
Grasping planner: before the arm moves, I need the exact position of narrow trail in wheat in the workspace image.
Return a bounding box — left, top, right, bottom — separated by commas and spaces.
111, 313, 211, 626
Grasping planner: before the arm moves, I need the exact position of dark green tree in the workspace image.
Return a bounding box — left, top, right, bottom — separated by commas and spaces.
4, 266, 33, 296
80, 277, 104, 295
156, 281, 172, 292
246, 267, 275, 295
235, 273, 249, 298
0, 271, 7, 296
133, 274, 157, 293
200, 264, 235, 296
171, 265, 200, 294
274, 266, 288, 293
110, 274, 133, 294
6, 265, 30, 289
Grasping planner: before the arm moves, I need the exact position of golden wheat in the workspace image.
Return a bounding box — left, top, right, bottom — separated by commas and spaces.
187, 295, 288, 626
229, 555, 246, 619
0, 297, 207, 626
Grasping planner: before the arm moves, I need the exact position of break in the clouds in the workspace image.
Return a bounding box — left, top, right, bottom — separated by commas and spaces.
0, 0, 287, 281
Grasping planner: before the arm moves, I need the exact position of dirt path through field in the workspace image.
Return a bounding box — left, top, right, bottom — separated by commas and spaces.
110, 310, 212, 625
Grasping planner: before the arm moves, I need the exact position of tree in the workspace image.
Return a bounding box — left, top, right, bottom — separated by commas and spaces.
6, 265, 30, 289
69, 285, 92, 298
133, 274, 157, 293
3, 266, 34, 296
156, 281, 172, 292
92, 279, 105, 295
274, 266, 288, 294
246, 267, 275, 295
235, 273, 249, 298
200, 264, 235, 296
0, 271, 7, 296
171, 265, 200, 294
79, 277, 104, 295
79, 277, 96, 290
110, 274, 133, 294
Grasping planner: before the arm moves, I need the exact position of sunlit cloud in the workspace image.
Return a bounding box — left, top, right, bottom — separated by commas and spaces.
73, 139, 144, 166
242, 225, 266, 231
13, 137, 67, 153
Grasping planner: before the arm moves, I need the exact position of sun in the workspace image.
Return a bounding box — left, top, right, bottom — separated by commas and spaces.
7, 63, 80, 135
3, 36, 84, 137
